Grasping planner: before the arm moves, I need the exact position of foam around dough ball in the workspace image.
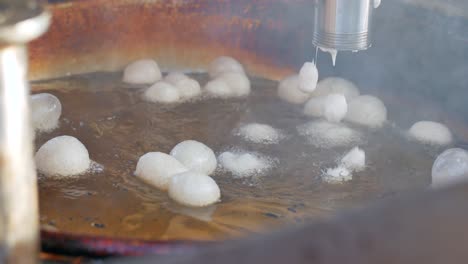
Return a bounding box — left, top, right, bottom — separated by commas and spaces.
123, 59, 162, 84
345, 95, 387, 128
297, 121, 361, 148
135, 152, 188, 190
219, 72, 251, 97
340, 147, 366, 172
35, 136, 90, 177
208, 56, 245, 78
170, 140, 217, 175
409, 121, 453, 146
277, 75, 311, 104
143, 81, 181, 103
298, 62, 319, 93
218, 151, 272, 178
432, 148, 468, 188
237, 123, 282, 144
31, 93, 62, 132
313, 77, 360, 100
168, 171, 220, 207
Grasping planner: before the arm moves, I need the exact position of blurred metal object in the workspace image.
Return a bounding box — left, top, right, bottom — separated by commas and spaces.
313, 0, 374, 51
0, 0, 50, 263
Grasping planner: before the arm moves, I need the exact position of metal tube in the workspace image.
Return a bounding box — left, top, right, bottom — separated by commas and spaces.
0, 3, 50, 263
313, 0, 374, 51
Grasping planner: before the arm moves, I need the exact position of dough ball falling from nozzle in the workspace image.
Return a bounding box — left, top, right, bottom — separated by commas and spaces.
31, 93, 62, 133
298, 61, 319, 93
123, 59, 162, 85
35, 135, 91, 177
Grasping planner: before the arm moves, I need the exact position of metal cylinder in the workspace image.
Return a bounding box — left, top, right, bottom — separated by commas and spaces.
0, 2, 50, 263
313, 0, 373, 51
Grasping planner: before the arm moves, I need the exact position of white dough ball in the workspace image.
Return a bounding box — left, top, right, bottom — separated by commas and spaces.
173, 78, 201, 99
204, 79, 233, 98
219, 72, 251, 97
303, 97, 325, 117
237, 123, 283, 144
170, 140, 217, 175
168, 171, 220, 207
323, 94, 347, 123
31, 93, 62, 132
123, 59, 162, 84
323, 165, 352, 184
143, 81, 181, 103
135, 152, 188, 190
313, 77, 360, 100
208, 56, 245, 78
340, 147, 366, 172
297, 121, 361, 148
277, 75, 311, 104
218, 151, 272, 178
432, 148, 468, 188
409, 121, 453, 146
298, 61, 319, 93
35, 136, 90, 177
164, 72, 189, 85
345, 95, 387, 128
304, 94, 347, 122
374, 0, 381, 8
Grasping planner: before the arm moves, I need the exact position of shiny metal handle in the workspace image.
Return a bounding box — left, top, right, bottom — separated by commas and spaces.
313, 0, 374, 51
0, 2, 50, 263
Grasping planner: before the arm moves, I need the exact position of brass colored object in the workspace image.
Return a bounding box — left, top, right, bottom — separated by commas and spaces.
0, 1, 50, 263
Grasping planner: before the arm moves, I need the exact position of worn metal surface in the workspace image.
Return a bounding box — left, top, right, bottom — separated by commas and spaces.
0, 1, 50, 263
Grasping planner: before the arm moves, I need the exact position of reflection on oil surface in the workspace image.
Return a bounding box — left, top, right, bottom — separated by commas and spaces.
35, 72, 438, 241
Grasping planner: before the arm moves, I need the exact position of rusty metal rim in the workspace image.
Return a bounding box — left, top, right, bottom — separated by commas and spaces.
41, 229, 216, 257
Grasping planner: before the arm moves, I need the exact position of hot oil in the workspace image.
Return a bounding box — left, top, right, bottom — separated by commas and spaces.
34, 72, 436, 241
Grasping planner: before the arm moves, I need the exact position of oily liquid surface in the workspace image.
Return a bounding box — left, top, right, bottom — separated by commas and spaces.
35, 72, 437, 241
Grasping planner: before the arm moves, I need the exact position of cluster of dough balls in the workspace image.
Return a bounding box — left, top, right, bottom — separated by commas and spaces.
31, 93, 62, 133
204, 56, 251, 98
135, 140, 220, 207
142, 72, 201, 104
279, 73, 389, 128
122, 59, 201, 103
35, 135, 91, 177
323, 147, 366, 184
